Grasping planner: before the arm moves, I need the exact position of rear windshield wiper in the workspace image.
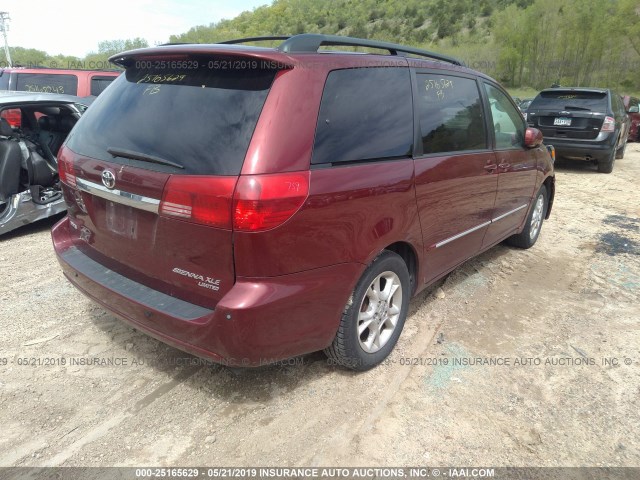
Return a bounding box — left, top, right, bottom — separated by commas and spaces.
563, 105, 591, 111
107, 147, 184, 169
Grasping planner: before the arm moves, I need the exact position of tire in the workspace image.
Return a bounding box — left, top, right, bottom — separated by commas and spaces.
0, 200, 9, 222
324, 251, 410, 371
597, 147, 615, 173
615, 137, 627, 160
506, 186, 548, 249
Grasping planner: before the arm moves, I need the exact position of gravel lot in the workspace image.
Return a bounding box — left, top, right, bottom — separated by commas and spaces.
1, 146, 639, 468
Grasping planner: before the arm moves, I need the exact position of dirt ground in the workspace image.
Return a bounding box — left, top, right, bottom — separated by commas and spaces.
1, 146, 639, 468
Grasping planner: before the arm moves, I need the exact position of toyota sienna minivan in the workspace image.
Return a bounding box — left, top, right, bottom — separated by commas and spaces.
52, 34, 555, 370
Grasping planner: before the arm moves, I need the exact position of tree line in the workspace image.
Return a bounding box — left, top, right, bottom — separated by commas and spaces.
2, 38, 148, 70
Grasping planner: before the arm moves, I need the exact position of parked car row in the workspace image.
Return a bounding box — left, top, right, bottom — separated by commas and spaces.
49, 34, 556, 370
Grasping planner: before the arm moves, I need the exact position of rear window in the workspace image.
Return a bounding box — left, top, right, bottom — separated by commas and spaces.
530, 90, 608, 111
66, 58, 277, 175
90, 75, 117, 96
16, 73, 78, 95
312, 67, 413, 165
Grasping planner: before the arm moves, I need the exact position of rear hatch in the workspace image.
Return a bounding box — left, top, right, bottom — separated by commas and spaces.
60, 53, 279, 309
527, 90, 608, 140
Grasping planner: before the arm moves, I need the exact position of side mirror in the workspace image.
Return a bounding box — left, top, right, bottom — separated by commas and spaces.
629, 106, 639, 113
524, 127, 543, 148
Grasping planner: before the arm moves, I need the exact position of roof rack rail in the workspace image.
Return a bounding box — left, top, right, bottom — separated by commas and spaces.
216, 34, 463, 66
278, 34, 462, 65
218, 36, 292, 45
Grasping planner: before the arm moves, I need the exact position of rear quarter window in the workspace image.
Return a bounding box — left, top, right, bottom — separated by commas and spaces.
16, 73, 78, 95
90, 76, 117, 96
312, 67, 413, 165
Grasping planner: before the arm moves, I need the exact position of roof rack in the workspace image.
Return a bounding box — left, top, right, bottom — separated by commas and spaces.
218, 36, 292, 45
216, 34, 463, 66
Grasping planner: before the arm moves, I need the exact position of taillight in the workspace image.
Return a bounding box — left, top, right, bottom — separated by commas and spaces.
233, 172, 310, 232
159, 172, 309, 231
58, 146, 77, 188
601, 116, 615, 132
160, 176, 236, 229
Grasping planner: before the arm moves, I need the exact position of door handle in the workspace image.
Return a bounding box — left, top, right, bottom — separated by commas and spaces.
484, 164, 498, 172
498, 163, 511, 170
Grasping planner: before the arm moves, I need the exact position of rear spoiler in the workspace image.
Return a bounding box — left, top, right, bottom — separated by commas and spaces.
109, 45, 296, 69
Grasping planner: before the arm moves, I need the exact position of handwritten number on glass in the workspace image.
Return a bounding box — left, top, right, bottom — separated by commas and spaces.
424, 78, 454, 101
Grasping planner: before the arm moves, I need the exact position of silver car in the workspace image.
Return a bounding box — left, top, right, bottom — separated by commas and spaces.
0, 91, 91, 235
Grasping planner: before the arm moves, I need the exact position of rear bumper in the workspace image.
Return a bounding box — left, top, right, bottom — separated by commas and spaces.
52, 217, 363, 366
545, 133, 615, 161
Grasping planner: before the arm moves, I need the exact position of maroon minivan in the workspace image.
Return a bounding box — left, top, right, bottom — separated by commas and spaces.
623, 95, 640, 142
52, 35, 555, 370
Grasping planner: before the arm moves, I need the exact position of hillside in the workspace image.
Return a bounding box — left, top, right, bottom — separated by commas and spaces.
168, 0, 640, 92
170, 0, 501, 46
4, 0, 639, 92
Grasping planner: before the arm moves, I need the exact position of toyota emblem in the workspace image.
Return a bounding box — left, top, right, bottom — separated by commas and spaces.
101, 170, 116, 189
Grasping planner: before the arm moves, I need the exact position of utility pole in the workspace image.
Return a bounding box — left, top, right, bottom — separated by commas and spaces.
0, 12, 12, 67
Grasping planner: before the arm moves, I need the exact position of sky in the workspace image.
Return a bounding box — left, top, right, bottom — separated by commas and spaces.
3, 0, 270, 58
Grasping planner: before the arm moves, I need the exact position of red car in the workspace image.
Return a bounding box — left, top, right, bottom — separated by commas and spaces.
0, 68, 120, 97
623, 95, 640, 141
52, 34, 555, 370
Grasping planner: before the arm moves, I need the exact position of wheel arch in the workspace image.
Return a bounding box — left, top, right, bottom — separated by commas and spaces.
543, 175, 555, 219
382, 241, 419, 295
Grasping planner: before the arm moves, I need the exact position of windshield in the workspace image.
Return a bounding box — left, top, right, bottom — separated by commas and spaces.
530, 91, 608, 111
66, 57, 277, 175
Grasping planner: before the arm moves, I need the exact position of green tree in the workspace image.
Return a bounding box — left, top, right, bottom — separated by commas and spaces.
7, 47, 48, 67
617, 0, 640, 57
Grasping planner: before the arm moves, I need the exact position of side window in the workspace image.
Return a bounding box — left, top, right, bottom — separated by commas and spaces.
611, 94, 620, 115
16, 73, 78, 95
312, 68, 413, 165
417, 74, 487, 154
90, 76, 116, 96
484, 83, 525, 149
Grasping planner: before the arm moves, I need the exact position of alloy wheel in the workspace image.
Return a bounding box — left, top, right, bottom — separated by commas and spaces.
529, 194, 544, 241
357, 271, 403, 353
